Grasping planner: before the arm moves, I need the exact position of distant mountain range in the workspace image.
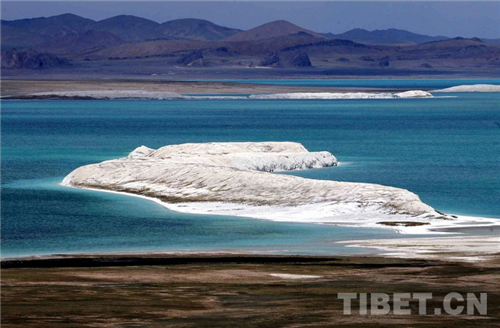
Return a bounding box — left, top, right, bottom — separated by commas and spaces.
224, 20, 324, 42
323, 28, 448, 45
324, 28, 500, 46
160, 18, 242, 41
1, 13, 242, 47
1, 13, 500, 71
89, 15, 166, 43
2, 13, 95, 38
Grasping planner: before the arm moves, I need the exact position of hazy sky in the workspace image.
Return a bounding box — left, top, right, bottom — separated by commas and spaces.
2, 1, 499, 38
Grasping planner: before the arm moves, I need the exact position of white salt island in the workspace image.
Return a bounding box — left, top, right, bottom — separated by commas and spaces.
20, 90, 433, 100
60, 141, 496, 234
248, 90, 433, 99
62, 142, 500, 234
434, 84, 500, 93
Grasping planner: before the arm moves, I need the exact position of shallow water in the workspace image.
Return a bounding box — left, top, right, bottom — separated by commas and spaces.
2, 87, 499, 257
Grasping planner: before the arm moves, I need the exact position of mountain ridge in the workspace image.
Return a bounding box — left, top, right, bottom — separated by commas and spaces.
2, 14, 499, 71
224, 20, 325, 42
159, 18, 242, 41
323, 28, 449, 45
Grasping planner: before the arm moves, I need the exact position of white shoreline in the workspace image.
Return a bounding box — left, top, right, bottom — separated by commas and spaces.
52, 184, 500, 262
339, 236, 500, 262
434, 84, 500, 93
26, 89, 434, 100
17, 182, 495, 263
61, 183, 500, 236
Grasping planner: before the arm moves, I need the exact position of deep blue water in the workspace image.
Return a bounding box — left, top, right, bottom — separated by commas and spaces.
2, 88, 499, 257
192, 78, 500, 89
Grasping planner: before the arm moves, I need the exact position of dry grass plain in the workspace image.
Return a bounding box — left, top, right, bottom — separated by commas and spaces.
2, 254, 500, 327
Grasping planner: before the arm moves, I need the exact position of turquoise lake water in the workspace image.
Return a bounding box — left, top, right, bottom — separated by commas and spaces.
2, 83, 499, 257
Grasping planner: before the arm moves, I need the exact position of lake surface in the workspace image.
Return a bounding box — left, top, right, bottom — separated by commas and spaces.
2, 84, 499, 257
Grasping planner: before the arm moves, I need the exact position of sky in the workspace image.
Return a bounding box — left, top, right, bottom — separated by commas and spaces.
1, 1, 499, 39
